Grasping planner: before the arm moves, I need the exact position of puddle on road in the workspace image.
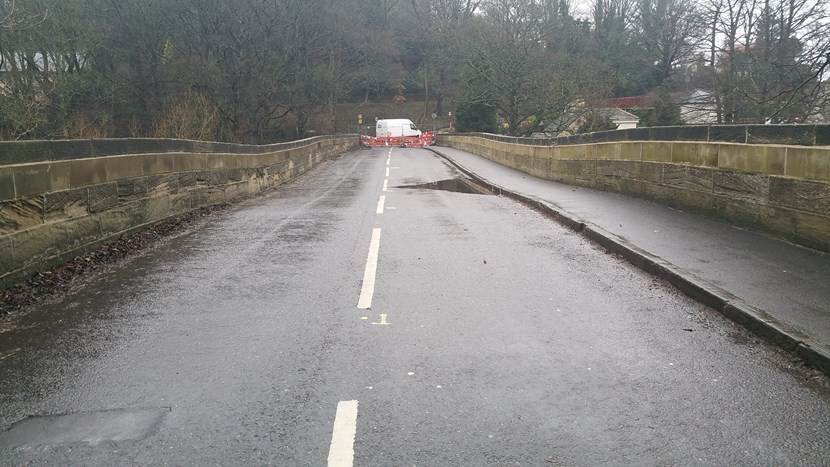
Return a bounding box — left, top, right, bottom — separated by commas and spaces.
396, 178, 493, 195
0, 407, 170, 449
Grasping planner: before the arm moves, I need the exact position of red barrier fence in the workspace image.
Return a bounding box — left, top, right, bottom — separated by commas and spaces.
360, 132, 435, 148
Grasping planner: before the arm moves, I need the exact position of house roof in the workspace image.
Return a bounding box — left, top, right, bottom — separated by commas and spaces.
596, 108, 640, 123
606, 96, 653, 108
543, 107, 639, 135
677, 89, 716, 104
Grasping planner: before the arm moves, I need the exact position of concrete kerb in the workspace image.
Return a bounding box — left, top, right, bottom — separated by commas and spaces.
426, 146, 830, 377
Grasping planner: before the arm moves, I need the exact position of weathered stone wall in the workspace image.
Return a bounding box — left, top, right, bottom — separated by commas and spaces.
437, 128, 830, 252
0, 136, 358, 290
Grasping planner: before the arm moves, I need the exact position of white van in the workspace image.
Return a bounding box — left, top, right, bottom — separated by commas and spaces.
376, 119, 422, 137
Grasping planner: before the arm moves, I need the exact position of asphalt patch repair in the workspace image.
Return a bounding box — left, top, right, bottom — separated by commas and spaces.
0, 408, 170, 449
0, 204, 230, 330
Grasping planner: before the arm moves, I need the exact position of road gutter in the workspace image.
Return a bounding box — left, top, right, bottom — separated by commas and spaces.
427, 147, 830, 377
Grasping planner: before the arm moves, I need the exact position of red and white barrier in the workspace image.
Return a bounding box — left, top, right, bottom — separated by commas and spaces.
360, 132, 435, 148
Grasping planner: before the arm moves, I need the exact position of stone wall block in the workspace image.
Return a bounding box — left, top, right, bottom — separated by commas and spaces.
599, 177, 622, 192
173, 153, 205, 172
685, 167, 715, 191
92, 139, 134, 157
816, 125, 830, 146
106, 155, 144, 181
618, 178, 647, 197
193, 141, 215, 153
714, 195, 774, 231
143, 195, 172, 224
14, 164, 54, 197
0, 169, 16, 201
48, 162, 72, 192
191, 170, 212, 186
769, 178, 830, 215
663, 165, 686, 186
577, 160, 596, 177
227, 168, 246, 182
643, 182, 675, 205
596, 160, 615, 178
142, 153, 175, 176
212, 142, 239, 154
786, 147, 830, 181
198, 170, 229, 187
50, 140, 93, 161
648, 126, 680, 141
794, 212, 830, 251
0, 141, 51, 165
146, 174, 179, 195
714, 172, 769, 200
203, 154, 230, 170
0, 235, 15, 273
639, 162, 663, 183
642, 142, 671, 162
765, 207, 798, 242
596, 143, 620, 160
748, 125, 814, 146
619, 142, 642, 161
0, 197, 44, 235
670, 187, 715, 214
12, 222, 69, 268
568, 145, 585, 160
591, 131, 615, 143
69, 158, 108, 188
718, 144, 767, 173
224, 182, 242, 201
98, 202, 146, 236
190, 188, 226, 208
671, 142, 719, 167
625, 128, 650, 141
117, 178, 149, 201
677, 126, 709, 142
177, 173, 198, 189
560, 160, 591, 177
583, 144, 598, 161
45, 188, 89, 221
170, 192, 193, 214
610, 160, 639, 179
88, 183, 119, 213
63, 215, 102, 249
764, 147, 786, 175
525, 157, 547, 179
262, 164, 279, 180
709, 126, 747, 143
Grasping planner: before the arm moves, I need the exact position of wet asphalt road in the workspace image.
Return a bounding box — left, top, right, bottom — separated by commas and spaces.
1, 147, 829, 465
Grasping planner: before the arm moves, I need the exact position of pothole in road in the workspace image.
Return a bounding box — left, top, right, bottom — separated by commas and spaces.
0, 407, 170, 449
396, 178, 493, 195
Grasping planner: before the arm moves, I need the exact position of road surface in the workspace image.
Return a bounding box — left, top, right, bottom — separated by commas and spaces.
1, 147, 829, 465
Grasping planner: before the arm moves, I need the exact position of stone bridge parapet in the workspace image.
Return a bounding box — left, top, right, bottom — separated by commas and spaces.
437, 125, 830, 252
0, 135, 359, 290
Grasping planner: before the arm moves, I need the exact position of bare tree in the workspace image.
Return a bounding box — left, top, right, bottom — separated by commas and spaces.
637, 0, 704, 86
698, 0, 830, 123
460, 0, 610, 136
409, 0, 480, 121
